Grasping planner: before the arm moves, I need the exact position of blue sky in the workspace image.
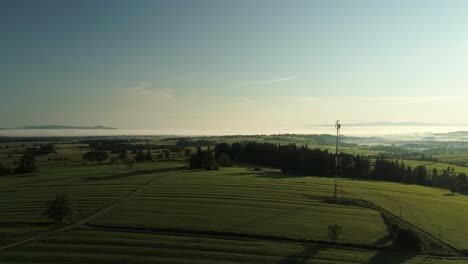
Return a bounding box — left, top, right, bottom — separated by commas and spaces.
3, 0, 468, 129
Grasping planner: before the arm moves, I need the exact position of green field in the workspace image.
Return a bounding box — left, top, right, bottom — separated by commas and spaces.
399, 159, 468, 174
434, 154, 468, 167
91, 168, 387, 245
4, 229, 468, 264
88, 166, 468, 251
2, 143, 468, 263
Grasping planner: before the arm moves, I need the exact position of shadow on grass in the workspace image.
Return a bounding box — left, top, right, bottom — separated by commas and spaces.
443, 193, 455, 196
22, 175, 75, 185
67, 162, 110, 167
372, 232, 394, 247
368, 250, 416, 264
224, 171, 310, 179
0, 221, 58, 227
82, 166, 181, 181
357, 227, 391, 248
3, 173, 35, 178
232, 204, 314, 228
232, 170, 439, 198
277, 245, 321, 264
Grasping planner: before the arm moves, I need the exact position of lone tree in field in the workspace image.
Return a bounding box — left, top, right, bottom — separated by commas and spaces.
184, 148, 192, 157
164, 150, 171, 160
145, 150, 153, 161
124, 158, 135, 169
0, 162, 11, 176
118, 150, 127, 161
392, 228, 422, 252
82, 151, 108, 163
44, 193, 75, 223
15, 152, 36, 173
450, 183, 457, 195
328, 224, 343, 243
134, 150, 146, 161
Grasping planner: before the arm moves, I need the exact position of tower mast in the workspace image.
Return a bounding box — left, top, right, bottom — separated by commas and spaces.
334, 120, 341, 200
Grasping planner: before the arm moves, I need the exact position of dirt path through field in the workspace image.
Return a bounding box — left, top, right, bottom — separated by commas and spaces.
80, 223, 465, 261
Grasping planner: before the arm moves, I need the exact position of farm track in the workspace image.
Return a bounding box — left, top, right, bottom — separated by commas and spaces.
1, 164, 465, 261
0, 169, 180, 251
340, 190, 462, 256
80, 223, 463, 261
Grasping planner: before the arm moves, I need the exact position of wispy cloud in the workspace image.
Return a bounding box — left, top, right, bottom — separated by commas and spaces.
364, 96, 463, 103
238, 97, 257, 104
127, 83, 174, 101
235, 76, 297, 87
289, 95, 464, 105
293, 97, 321, 103
118, 83, 175, 108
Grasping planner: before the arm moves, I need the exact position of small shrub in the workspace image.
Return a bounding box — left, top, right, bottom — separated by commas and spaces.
83, 151, 108, 163
124, 158, 135, 169
392, 228, 422, 252
216, 153, 234, 167
389, 223, 400, 239
328, 224, 343, 242
184, 148, 192, 157
450, 183, 457, 195
15, 153, 36, 173
118, 151, 127, 161
164, 150, 171, 160
0, 163, 11, 176
44, 193, 75, 223
190, 148, 218, 170
458, 185, 468, 194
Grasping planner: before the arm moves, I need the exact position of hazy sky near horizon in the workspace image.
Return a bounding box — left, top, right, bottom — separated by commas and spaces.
3, 0, 468, 129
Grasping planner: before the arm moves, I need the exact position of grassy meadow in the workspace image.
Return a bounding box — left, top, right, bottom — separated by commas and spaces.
4, 229, 468, 264
399, 159, 468, 174
434, 154, 468, 167
2, 140, 468, 263
91, 168, 388, 245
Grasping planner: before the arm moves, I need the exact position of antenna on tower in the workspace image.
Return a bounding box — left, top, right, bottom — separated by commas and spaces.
335, 120, 341, 155
334, 120, 341, 200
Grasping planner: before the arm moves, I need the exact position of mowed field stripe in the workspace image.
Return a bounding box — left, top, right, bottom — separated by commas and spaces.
0, 170, 180, 251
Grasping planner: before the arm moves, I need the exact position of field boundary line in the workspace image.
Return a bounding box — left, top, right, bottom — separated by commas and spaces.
0, 169, 181, 251
340, 190, 462, 255
80, 223, 465, 260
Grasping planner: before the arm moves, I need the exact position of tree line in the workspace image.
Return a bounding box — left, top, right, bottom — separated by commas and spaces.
199, 142, 467, 193
81, 139, 186, 154
0, 151, 37, 175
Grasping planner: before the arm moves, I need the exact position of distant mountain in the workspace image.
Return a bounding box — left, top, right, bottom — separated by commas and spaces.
311, 121, 451, 127
434, 131, 468, 136
18, 125, 115, 130
347, 121, 452, 126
